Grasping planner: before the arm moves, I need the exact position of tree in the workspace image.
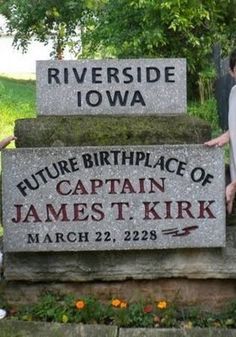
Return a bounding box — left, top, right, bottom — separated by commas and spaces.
0, 0, 90, 59
81, 0, 236, 97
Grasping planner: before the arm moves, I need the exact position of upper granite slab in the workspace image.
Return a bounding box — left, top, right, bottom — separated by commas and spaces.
36, 59, 186, 116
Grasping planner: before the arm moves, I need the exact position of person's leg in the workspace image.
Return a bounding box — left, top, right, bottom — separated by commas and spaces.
0, 251, 6, 319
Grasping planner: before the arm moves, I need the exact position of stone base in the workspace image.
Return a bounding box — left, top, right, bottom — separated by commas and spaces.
1, 278, 236, 311
3, 224, 236, 282
1, 114, 234, 314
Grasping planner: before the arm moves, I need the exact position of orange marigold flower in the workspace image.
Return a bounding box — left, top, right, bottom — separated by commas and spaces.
157, 300, 167, 309
120, 301, 128, 309
112, 299, 122, 307
75, 300, 86, 310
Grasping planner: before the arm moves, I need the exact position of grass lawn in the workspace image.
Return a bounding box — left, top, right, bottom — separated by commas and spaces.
0, 75, 36, 143
0, 75, 36, 236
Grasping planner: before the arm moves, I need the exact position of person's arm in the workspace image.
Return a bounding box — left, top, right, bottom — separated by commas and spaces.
204, 130, 229, 147
226, 180, 236, 214
0, 135, 17, 150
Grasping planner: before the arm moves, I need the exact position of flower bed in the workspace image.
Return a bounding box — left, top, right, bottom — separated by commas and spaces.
1, 292, 236, 329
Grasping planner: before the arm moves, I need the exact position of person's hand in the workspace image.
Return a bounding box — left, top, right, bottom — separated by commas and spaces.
204, 131, 229, 147
226, 181, 236, 214
0, 135, 17, 149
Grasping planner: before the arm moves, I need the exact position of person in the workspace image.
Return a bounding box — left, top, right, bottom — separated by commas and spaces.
0, 135, 17, 150
205, 49, 236, 214
0, 135, 16, 320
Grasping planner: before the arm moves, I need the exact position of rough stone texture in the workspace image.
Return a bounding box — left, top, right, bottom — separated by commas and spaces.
2, 278, 236, 310
14, 115, 211, 148
0, 322, 235, 337
2, 145, 225, 252
3, 225, 236, 282
0, 321, 117, 337
119, 328, 236, 337
36, 59, 186, 115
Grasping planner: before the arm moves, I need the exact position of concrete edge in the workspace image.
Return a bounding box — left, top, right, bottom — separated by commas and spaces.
0, 321, 117, 337
119, 327, 236, 337
0, 321, 235, 337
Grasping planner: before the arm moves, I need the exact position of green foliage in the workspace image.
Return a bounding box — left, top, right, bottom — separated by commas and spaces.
15, 292, 111, 324
187, 97, 220, 133
9, 291, 236, 328
0, 0, 90, 58
198, 66, 217, 104
2, 0, 236, 96
81, 0, 236, 98
113, 302, 153, 327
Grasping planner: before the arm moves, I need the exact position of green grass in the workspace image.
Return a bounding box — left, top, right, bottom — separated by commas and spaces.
0, 75, 36, 143
0, 75, 36, 236
187, 97, 222, 137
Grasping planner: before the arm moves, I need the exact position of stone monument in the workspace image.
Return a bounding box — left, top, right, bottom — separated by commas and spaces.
1, 58, 235, 310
